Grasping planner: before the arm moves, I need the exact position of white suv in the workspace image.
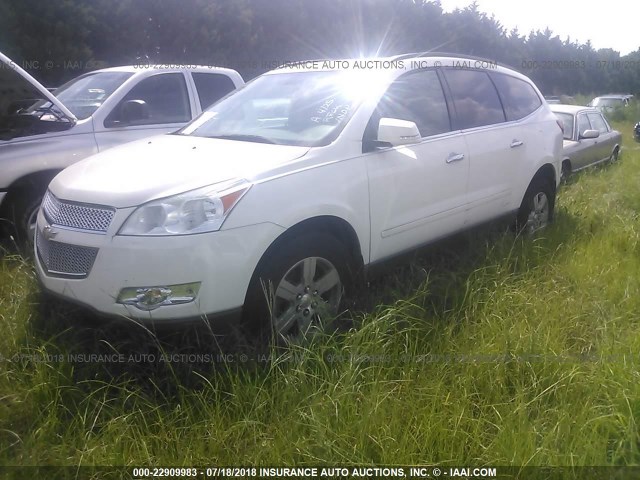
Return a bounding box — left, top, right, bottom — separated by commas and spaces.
35, 54, 562, 341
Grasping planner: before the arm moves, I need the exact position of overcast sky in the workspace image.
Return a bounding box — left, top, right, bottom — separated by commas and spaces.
439, 0, 639, 55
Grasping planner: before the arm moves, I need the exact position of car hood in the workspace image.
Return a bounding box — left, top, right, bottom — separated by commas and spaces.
0, 51, 76, 122
49, 134, 311, 208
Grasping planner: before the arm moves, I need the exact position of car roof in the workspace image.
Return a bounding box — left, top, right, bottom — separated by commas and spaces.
549, 104, 601, 115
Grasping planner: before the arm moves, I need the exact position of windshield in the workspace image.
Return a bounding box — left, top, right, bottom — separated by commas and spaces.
554, 112, 574, 140
25, 71, 133, 120
180, 70, 378, 147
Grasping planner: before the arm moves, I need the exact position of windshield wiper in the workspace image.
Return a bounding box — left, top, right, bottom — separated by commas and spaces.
208, 134, 277, 144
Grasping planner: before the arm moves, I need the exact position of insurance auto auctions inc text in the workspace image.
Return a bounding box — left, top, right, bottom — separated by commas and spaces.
229, 466, 498, 478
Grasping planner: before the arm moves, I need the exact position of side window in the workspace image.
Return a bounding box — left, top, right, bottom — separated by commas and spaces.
105, 73, 191, 127
371, 69, 451, 138
587, 113, 609, 134
442, 69, 505, 129
491, 73, 542, 121
192, 73, 236, 110
577, 114, 592, 137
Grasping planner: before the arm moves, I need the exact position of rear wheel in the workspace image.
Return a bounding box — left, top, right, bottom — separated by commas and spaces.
516, 177, 555, 234
244, 233, 353, 345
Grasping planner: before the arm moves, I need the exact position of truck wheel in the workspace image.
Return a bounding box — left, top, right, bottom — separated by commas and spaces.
5, 191, 43, 251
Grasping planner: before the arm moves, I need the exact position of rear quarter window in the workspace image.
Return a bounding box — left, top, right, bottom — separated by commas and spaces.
491, 73, 542, 121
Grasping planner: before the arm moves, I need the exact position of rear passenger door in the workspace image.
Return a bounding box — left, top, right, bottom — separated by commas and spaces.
365, 69, 469, 262
442, 69, 543, 224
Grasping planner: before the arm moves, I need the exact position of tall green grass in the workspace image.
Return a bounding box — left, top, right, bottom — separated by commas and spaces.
1, 123, 640, 476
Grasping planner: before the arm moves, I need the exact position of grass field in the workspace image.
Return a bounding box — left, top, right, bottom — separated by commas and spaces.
1, 121, 639, 478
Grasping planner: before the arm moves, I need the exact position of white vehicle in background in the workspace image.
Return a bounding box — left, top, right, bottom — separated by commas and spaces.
0, 51, 244, 244
35, 54, 562, 343
588, 94, 633, 112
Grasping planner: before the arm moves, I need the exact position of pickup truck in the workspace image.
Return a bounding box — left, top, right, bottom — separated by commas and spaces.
0, 51, 244, 245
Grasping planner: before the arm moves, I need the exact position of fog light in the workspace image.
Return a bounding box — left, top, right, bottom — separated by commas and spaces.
117, 282, 201, 311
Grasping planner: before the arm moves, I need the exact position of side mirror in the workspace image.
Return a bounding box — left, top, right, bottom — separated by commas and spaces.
377, 118, 421, 146
580, 129, 600, 140
120, 99, 149, 124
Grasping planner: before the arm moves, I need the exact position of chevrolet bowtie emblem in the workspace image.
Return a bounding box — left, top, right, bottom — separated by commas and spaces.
42, 225, 58, 240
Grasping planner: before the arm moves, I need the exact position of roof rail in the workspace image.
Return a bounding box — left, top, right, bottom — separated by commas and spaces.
275, 52, 505, 70
393, 51, 503, 65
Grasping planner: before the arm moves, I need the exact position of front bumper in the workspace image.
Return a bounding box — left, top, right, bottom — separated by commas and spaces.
35, 208, 284, 324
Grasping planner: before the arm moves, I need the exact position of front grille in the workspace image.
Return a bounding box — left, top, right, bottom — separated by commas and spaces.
42, 190, 115, 232
36, 229, 99, 278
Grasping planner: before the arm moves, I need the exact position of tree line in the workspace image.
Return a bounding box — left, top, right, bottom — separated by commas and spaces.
1, 0, 638, 95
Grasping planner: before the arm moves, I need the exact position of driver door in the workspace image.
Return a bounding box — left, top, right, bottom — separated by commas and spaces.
365, 69, 469, 262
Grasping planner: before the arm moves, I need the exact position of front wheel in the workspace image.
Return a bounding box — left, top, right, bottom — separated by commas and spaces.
244, 233, 353, 345
516, 177, 555, 234
609, 148, 619, 164
560, 161, 571, 184
5, 192, 43, 252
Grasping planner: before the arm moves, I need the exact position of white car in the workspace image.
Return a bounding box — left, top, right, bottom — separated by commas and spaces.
0, 51, 243, 243
35, 54, 562, 342
588, 95, 632, 112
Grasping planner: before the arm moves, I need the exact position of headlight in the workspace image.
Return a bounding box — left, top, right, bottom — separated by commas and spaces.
119, 179, 250, 236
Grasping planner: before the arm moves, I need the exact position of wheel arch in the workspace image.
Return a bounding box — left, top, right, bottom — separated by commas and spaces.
4, 169, 60, 195
0, 169, 60, 213
532, 163, 557, 189
246, 215, 365, 294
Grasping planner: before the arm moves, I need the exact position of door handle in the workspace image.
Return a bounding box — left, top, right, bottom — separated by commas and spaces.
510, 140, 524, 148
446, 152, 465, 163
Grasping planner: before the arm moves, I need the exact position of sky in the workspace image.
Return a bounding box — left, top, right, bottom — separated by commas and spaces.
439, 0, 639, 55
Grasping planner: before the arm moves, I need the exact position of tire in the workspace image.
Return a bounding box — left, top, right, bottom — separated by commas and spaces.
609, 148, 619, 164
5, 191, 43, 252
515, 177, 555, 234
243, 232, 353, 345
560, 161, 571, 184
